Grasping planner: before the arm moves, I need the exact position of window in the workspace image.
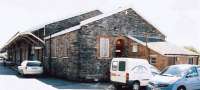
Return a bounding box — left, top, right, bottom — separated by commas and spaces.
100, 38, 109, 58
132, 44, 138, 52
119, 61, 126, 71
188, 57, 193, 64
172, 57, 178, 65
150, 57, 156, 65
187, 67, 198, 77
112, 61, 118, 71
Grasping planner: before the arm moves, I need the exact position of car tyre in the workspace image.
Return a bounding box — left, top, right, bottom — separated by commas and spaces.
177, 86, 186, 90
131, 82, 140, 90
107, 84, 117, 90
19, 70, 24, 77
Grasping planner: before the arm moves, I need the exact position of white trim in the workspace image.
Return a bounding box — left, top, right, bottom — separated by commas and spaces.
6, 31, 45, 47
44, 25, 81, 40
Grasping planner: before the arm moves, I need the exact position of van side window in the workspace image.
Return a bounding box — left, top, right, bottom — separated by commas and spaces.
119, 61, 126, 71
112, 61, 118, 71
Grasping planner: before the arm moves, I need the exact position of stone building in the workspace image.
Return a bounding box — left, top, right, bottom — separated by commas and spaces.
2, 7, 199, 81
43, 7, 199, 81
2, 29, 45, 65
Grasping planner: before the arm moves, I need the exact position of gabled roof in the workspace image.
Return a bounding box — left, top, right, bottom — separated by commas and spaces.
45, 6, 166, 40
127, 35, 199, 56
3, 31, 45, 49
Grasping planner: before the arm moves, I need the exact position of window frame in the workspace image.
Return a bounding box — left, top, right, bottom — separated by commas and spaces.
112, 61, 118, 71
99, 37, 110, 58
118, 61, 126, 71
187, 67, 199, 78
188, 57, 194, 64
150, 57, 156, 65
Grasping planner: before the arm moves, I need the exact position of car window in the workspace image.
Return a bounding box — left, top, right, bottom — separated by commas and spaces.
27, 62, 41, 66
197, 67, 200, 74
112, 61, 118, 71
119, 61, 126, 71
187, 67, 198, 77
160, 66, 190, 77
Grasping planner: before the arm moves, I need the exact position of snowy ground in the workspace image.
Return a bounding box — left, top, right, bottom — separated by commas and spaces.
0, 61, 112, 90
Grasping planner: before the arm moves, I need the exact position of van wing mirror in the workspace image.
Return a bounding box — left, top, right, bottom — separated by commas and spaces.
186, 74, 192, 78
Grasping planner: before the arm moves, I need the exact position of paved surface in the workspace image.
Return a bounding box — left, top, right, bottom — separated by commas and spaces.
0, 61, 112, 90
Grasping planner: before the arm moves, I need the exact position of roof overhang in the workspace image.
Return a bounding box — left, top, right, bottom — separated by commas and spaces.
127, 35, 200, 57
2, 31, 44, 50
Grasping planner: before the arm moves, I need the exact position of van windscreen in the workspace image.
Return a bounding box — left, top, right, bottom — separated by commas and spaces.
119, 61, 126, 71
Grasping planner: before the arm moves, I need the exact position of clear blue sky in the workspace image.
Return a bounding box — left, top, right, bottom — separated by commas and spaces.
0, 0, 199, 50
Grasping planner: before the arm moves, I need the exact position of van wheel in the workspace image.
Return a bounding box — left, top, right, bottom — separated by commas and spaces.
108, 84, 117, 90
177, 86, 186, 90
131, 82, 140, 90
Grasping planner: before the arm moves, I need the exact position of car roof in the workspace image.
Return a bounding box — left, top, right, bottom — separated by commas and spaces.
169, 64, 198, 68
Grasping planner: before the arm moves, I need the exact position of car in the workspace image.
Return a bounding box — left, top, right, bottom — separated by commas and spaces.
18, 60, 43, 76
110, 58, 160, 90
148, 64, 200, 90
2, 59, 15, 66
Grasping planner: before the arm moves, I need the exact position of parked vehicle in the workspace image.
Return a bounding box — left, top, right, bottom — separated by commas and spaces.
2, 59, 15, 66
148, 64, 200, 90
110, 58, 159, 90
18, 60, 43, 76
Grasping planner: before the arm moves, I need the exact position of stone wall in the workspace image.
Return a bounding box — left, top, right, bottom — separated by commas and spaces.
44, 8, 167, 81
44, 30, 80, 80
77, 8, 166, 80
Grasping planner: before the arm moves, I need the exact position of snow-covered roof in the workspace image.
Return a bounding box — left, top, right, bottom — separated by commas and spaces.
148, 42, 199, 56
127, 35, 199, 56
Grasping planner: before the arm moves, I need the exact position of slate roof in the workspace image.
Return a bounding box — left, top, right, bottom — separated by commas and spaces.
44, 10, 103, 36
127, 35, 199, 56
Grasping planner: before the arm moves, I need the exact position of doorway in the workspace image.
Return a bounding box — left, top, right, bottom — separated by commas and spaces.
115, 39, 125, 57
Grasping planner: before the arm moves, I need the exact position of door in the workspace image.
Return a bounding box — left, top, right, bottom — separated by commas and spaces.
115, 39, 125, 57
129, 65, 152, 85
110, 61, 127, 83
184, 67, 200, 90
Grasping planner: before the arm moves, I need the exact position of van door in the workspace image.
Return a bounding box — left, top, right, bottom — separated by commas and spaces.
129, 65, 152, 85
111, 61, 127, 83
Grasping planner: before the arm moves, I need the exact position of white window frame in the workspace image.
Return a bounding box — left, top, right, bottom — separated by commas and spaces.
188, 57, 194, 64
132, 44, 138, 52
150, 57, 156, 65
100, 37, 110, 58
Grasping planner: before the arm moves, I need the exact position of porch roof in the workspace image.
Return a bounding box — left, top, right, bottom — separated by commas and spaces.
127, 35, 199, 56
3, 31, 45, 49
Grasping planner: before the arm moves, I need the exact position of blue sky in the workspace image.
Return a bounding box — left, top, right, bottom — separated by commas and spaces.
0, 0, 199, 50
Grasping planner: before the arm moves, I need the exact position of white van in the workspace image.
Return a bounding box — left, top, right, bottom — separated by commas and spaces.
110, 58, 159, 90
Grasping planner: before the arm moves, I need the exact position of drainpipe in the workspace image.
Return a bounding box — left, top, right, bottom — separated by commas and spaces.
144, 32, 150, 63
49, 33, 52, 75
197, 56, 199, 65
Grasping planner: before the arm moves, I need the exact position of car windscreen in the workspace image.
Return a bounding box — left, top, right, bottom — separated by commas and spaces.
160, 66, 190, 77
150, 65, 160, 75
27, 62, 41, 66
